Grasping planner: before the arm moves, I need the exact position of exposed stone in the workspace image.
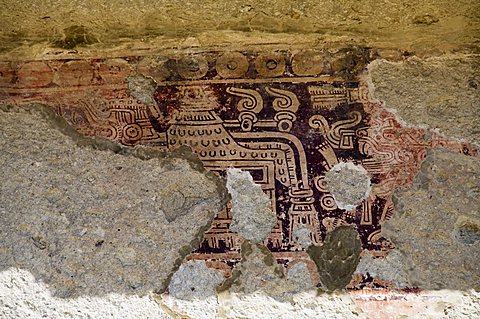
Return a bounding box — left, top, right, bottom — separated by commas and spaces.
291, 223, 313, 249
454, 216, 480, 245
413, 14, 439, 26
354, 250, 411, 288
369, 56, 480, 146
382, 149, 480, 290
324, 162, 371, 211
307, 226, 362, 291
168, 260, 224, 300
127, 75, 157, 106
221, 242, 316, 302
286, 262, 316, 291
0, 104, 227, 297
226, 168, 276, 243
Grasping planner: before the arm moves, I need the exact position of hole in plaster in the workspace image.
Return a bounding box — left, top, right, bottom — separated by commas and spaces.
454, 218, 480, 245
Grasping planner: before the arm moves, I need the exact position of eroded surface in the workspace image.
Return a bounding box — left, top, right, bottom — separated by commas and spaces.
370, 56, 480, 146
1, 0, 479, 54
1, 48, 479, 293
219, 241, 316, 301
0, 105, 227, 297
382, 149, 480, 290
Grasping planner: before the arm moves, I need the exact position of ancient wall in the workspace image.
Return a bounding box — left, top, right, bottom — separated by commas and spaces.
0, 1, 479, 318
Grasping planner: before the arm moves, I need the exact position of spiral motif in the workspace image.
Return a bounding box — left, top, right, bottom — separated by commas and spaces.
98, 125, 118, 140
239, 97, 256, 110
69, 110, 87, 127
313, 175, 328, 192
121, 123, 142, 145
308, 115, 329, 134
320, 194, 337, 211
265, 87, 299, 112
226, 87, 263, 113
275, 98, 290, 109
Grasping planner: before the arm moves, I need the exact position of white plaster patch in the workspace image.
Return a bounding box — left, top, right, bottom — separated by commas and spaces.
161, 294, 219, 319
324, 162, 371, 210
0, 267, 170, 319
2, 268, 479, 319
217, 291, 363, 319
226, 168, 276, 243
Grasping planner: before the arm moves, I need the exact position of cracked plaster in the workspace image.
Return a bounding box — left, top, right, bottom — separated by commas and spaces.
0, 104, 227, 297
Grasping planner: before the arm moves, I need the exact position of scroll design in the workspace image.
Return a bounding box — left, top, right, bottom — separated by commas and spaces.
309, 111, 362, 149
226, 87, 264, 131
266, 87, 300, 132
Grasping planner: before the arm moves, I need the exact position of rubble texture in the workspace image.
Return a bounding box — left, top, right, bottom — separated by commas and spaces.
370, 56, 480, 146
382, 149, 480, 290
0, 105, 227, 297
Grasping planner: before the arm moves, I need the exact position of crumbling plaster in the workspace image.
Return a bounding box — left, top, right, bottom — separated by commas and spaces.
0, 1, 479, 317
